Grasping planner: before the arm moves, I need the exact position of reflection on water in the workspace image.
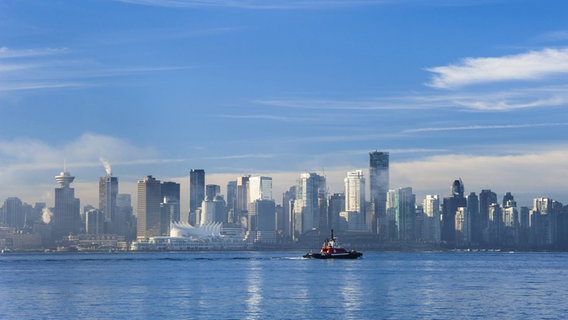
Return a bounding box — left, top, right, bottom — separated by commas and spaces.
339, 264, 363, 319
2, 251, 568, 319
245, 259, 263, 319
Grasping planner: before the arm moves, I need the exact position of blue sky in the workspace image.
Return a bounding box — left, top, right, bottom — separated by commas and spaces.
1, 0, 567, 211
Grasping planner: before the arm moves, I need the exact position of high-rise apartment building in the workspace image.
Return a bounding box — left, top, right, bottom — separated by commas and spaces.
249, 176, 273, 203
53, 169, 81, 239
161, 181, 180, 225
205, 184, 221, 199
1, 197, 24, 229
235, 176, 250, 226
226, 180, 237, 223
189, 169, 205, 225
369, 151, 389, 236
423, 195, 441, 243
99, 175, 118, 233
344, 170, 365, 214
137, 176, 162, 240
293, 172, 326, 237
441, 179, 466, 244
387, 187, 415, 241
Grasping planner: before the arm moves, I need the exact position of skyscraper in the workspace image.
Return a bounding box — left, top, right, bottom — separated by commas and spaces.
137, 176, 162, 240
369, 151, 389, 236
293, 172, 326, 237
441, 179, 467, 245
161, 181, 181, 233
226, 180, 237, 223
249, 176, 273, 203
99, 174, 118, 233
344, 170, 365, 214
479, 189, 497, 243
423, 195, 441, 243
236, 176, 250, 226
328, 193, 345, 233
2, 197, 24, 229
205, 184, 221, 199
189, 169, 205, 225
53, 169, 81, 239
387, 187, 415, 241
116, 194, 135, 240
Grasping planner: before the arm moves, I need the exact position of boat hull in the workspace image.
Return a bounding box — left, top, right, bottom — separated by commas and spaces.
303, 251, 363, 259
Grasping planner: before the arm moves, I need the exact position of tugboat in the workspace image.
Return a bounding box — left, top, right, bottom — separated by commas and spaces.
303, 230, 363, 259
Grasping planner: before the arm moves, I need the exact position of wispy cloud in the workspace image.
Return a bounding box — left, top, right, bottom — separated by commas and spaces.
536, 30, 568, 43
404, 122, 568, 134
117, 0, 389, 9
0, 46, 190, 93
204, 153, 276, 160
0, 47, 68, 59
426, 47, 568, 88
255, 84, 568, 113
220, 114, 291, 121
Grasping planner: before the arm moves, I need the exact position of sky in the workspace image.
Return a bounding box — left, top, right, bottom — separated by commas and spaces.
1, 0, 567, 213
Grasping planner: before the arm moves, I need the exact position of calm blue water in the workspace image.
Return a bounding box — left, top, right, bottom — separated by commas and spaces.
1, 250, 568, 319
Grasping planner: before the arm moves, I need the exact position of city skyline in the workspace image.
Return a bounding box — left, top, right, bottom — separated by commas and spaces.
1, 0, 567, 210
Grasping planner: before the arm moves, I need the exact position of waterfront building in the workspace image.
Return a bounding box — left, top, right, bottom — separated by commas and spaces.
1, 197, 25, 229
479, 189, 497, 243
205, 184, 221, 199
162, 181, 181, 223
161, 196, 180, 236
85, 209, 104, 235
423, 195, 441, 244
137, 176, 162, 240
455, 207, 470, 246
53, 169, 81, 240
467, 192, 481, 244
249, 176, 273, 203
226, 180, 237, 223
116, 194, 135, 240
487, 203, 503, 246
293, 172, 326, 237
531, 197, 563, 246
387, 187, 416, 241
344, 170, 366, 226
236, 176, 250, 226
369, 151, 389, 236
282, 186, 296, 238
502, 197, 519, 246
246, 199, 277, 244
441, 179, 466, 245
328, 193, 345, 233
99, 175, 118, 234
189, 169, 205, 225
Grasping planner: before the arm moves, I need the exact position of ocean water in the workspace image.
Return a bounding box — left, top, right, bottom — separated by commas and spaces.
1, 250, 568, 319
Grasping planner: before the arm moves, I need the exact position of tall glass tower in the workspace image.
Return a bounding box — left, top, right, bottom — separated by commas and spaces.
369, 151, 389, 235
53, 169, 81, 240
344, 170, 365, 215
293, 172, 326, 237
189, 169, 205, 225
99, 175, 118, 233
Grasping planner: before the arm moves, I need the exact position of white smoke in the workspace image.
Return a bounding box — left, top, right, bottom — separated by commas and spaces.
42, 208, 53, 224
99, 157, 111, 176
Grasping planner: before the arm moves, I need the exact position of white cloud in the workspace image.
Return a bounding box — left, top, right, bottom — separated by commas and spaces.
391, 149, 568, 207
426, 48, 568, 89
0, 133, 163, 207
